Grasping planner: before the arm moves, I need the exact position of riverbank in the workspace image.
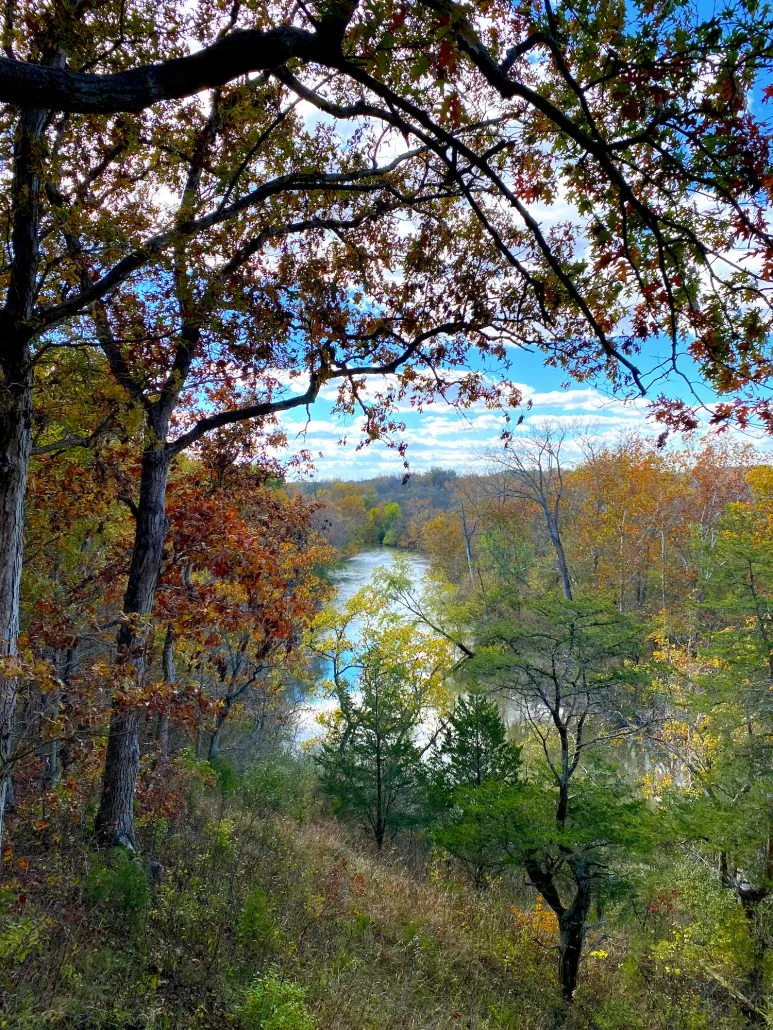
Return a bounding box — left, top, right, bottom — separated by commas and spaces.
3, 756, 724, 1030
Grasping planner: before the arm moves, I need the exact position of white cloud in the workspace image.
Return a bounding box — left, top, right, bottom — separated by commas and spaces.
278, 376, 772, 481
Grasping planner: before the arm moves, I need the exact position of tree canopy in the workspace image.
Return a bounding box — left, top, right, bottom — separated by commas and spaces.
1, 0, 773, 891
2, 0, 772, 419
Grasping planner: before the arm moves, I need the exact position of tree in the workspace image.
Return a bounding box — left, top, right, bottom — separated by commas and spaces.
570, 435, 672, 613
419, 510, 470, 586
86, 209, 496, 846
316, 678, 423, 850
0, 0, 502, 849
313, 582, 455, 849
158, 468, 333, 762
487, 424, 574, 600
472, 594, 649, 1002
9, 349, 138, 792
1, 0, 772, 853
651, 470, 773, 1007
424, 690, 523, 884
701, 466, 773, 683
368, 501, 402, 546
428, 690, 522, 791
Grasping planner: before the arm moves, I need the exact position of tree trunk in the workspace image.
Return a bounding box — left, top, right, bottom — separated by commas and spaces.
0, 75, 61, 853
525, 857, 591, 1005
41, 712, 60, 787
157, 626, 175, 756
464, 533, 475, 586
208, 705, 229, 761
459, 503, 476, 587
374, 736, 384, 850
157, 713, 170, 756
545, 510, 572, 601
95, 705, 142, 850
41, 645, 76, 787
634, 570, 646, 612
558, 877, 591, 1003
0, 361, 32, 854
95, 438, 171, 849
374, 822, 385, 851
40, 681, 60, 788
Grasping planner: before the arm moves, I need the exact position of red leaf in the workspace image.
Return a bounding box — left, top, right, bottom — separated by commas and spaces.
438, 39, 457, 76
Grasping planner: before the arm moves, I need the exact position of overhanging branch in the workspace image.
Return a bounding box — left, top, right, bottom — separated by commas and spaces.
0, 11, 359, 113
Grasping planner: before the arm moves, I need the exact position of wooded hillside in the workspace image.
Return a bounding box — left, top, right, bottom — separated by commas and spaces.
0, 0, 772, 1025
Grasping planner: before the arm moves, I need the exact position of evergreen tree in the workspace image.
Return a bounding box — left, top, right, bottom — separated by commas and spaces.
425, 691, 523, 884
315, 669, 424, 851
428, 691, 522, 790
313, 583, 454, 849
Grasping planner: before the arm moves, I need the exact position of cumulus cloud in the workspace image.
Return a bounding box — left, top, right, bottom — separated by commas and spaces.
277, 374, 771, 480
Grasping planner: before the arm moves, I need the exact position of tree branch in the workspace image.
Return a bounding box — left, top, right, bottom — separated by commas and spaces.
0, 9, 360, 113
167, 320, 467, 455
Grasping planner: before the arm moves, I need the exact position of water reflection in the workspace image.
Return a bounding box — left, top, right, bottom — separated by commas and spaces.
329, 548, 430, 607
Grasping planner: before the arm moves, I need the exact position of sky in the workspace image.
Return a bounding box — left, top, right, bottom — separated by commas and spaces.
272, 48, 773, 481
277, 341, 773, 481
174, 5, 773, 483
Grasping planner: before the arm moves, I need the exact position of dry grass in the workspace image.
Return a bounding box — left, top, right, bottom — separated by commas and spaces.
274, 819, 558, 1029
0, 764, 756, 1029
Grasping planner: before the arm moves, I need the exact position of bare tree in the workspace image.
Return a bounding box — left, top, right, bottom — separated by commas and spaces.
487, 423, 574, 600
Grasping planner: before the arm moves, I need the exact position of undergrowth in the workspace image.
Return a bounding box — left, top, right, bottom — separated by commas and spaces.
0, 754, 756, 1029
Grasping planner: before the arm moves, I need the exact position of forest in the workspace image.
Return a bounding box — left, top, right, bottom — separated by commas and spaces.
4, 423, 773, 1027
0, 0, 772, 1027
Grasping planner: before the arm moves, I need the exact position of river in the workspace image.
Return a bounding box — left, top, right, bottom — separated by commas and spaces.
329, 547, 430, 606
296, 552, 671, 783
295, 548, 432, 741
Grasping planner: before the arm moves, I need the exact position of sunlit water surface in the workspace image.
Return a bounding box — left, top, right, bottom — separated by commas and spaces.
295, 549, 431, 742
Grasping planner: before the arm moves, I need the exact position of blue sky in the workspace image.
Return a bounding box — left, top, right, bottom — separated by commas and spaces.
278, 339, 772, 480
272, 11, 773, 482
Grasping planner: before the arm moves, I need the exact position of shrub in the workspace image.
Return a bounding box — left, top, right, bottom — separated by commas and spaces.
239, 886, 283, 954
204, 815, 238, 857
211, 755, 239, 798
0, 913, 52, 965
238, 969, 314, 1030
242, 757, 317, 819
83, 849, 150, 916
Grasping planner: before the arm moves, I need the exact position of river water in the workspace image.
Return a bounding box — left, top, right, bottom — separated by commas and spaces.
295, 548, 431, 741
296, 551, 672, 784
329, 548, 430, 607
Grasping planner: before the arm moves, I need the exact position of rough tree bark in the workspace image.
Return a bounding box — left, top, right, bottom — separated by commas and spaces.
0, 356, 32, 852
0, 95, 54, 852
557, 862, 592, 1003
94, 433, 171, 849
157, 626, 175, 757
207, 699, 231, 762
525, 855, 591, 1004
0, 12, 360, 114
